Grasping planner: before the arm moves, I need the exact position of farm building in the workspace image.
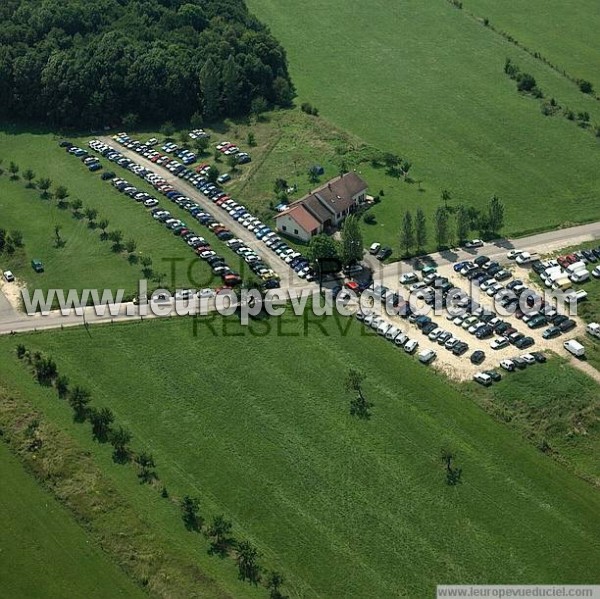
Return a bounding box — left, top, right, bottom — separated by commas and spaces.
275, 172, 367, 241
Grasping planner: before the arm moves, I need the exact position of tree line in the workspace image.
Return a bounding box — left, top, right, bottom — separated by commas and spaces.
0, 0, 295, 128
505, 59, 600, 139
16, 345, 155, 479
3, 161, 166, 289
16, 343, 290, 599
400, 194, 505, 255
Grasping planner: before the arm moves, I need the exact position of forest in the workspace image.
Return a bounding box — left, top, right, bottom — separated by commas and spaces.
0, 0, 295, 128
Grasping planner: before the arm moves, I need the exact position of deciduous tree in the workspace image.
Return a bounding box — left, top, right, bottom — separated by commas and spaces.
340, 215, 363, 266
399, 210, 414, 256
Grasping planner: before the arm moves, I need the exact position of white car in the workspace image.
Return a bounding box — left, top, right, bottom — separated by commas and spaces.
507, 249, 523, 260
468, 321, 485, 335
464, 239, 483, 249
418, 349, 437, 364
363, 314, 376, 327
486, 283, 503, 297
462, 316, 478, 329
515, 252, 533, 265
369, 242, 381, 255
490, 336, 509, 350
3, 270, 15, 282
500, 359, 515, 372
370, 316, 385, 330
521, 353, 536, 365
409, 281, 427, 293
428, 327, 442, 341
399, 272, 418, 284
385, 326, 401, 340
197, 288, 215, 299
473, 372, 492, 386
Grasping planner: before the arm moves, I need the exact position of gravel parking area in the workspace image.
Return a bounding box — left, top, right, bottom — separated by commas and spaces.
356, 256, 589, 383
100, 136, 306, 290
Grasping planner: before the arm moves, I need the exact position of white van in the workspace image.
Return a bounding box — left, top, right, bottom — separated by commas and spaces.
473, 372, 492, 387
564, 289, 588, 304
404, 339, 418, 354
563, 339, 585, 357
394, 333, 408, 347
566, 261, 587, 274
418, 349, 436, 364
377, 321, 392, 336
569, 269, 590, 283
385, 326, 401, 340
586, 323, 600, 339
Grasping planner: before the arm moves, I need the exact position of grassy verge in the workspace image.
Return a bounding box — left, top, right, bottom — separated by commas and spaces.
0, 437, 147, 599
463, 357, 600, 484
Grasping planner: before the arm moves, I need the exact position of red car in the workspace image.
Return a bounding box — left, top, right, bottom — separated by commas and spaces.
565, 254, 578, 264
344, 281, 360, 292
222, 273, 242, 287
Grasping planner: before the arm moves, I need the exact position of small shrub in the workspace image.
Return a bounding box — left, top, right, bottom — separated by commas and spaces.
363, 213, 376, 225
578, 79, 594, 95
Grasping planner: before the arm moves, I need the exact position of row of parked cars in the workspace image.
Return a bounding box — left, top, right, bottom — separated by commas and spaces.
113, 135, 316, 282
534, 252, 599, 301
61, 141, 103, 172
87, 139, 247, 287
475, 350, 547, 386
215, 140, 251, 164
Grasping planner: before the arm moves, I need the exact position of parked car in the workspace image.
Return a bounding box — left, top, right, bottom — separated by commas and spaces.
500, 359, 515, 372
404, 339, 419, 354
399, 272, 418, 284
470, 350, 485, 365
531, 352, 547, 363
558, 319, 576, 333
473, 372, 492, 386
376, 247, 392, 261
490, 336, 509, 350
418, 349, 437, 364
483, 370, 502, 382
31, 259, 44, 273
542, 326, 561, 339
515, 336, 534, 349
564, 339, 585, 357
464, 239, 483, 249
2, 270, 15, 282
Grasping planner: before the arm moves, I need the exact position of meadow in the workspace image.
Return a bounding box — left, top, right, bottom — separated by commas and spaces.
465, 357, 600, 483
463, 0, 600, 91
247, 0, 600, 250
0, 441, 146, 599
1, 314, 600, 597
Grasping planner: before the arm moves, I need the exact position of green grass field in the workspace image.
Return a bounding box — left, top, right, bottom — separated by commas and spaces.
465, 357, 600, 483
1, 315, 600, 597
463, 0, 600, 91
247, 0, 600, 250
0, 441, 146, 599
